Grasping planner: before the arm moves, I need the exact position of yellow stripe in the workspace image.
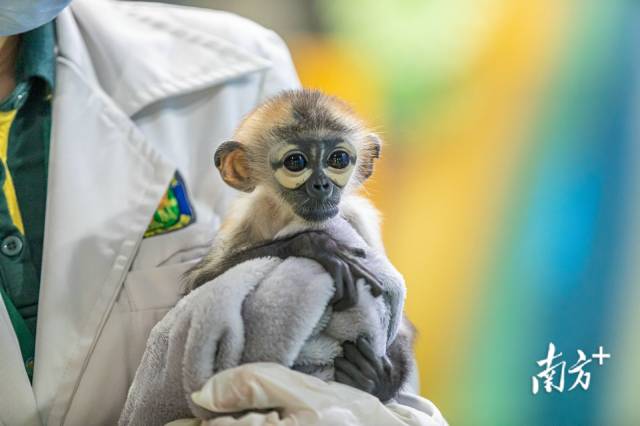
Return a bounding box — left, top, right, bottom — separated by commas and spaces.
0, 109, 25, 234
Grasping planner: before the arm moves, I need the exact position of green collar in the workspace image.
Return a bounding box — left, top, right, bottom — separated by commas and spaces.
15, 20, 56, 89
0, 21, 55, 112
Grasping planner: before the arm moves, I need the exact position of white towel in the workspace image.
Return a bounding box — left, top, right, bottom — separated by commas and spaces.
119, 217, 405, 425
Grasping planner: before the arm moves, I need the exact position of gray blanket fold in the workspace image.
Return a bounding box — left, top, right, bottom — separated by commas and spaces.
119, 217, 405, 425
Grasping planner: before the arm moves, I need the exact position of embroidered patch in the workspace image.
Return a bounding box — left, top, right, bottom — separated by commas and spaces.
144, 172, 195, 238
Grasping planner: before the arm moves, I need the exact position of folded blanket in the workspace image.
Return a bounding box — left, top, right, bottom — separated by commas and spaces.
166, 363, 447, 426
119, 217, 405, 425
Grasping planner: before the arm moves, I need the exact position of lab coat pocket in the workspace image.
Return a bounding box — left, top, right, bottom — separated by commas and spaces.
130, 220, 218, 270
124, 259, 199, 311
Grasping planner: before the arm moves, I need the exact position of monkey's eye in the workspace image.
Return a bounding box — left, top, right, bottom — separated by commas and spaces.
283, 153, 307, 172
328, 150, 351, 169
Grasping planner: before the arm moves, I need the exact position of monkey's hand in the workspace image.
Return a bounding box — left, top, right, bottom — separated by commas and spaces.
243, 230, 384, 311
187, 231, 384, 308
334, 336, 411, 403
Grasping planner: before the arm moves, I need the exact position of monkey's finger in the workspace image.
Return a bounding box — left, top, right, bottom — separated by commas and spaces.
334, 369, 358, 388
343, 342, 378, 380
344, 265, 358, 306
356, 337, 385, 378
334, 358, 375, 392
340, 245, 366, 258
328, 259, 344, 305
347, 262, 384, 297
334, 262, 357, 311
337, 253, 384, 295
382, 355, 393, 374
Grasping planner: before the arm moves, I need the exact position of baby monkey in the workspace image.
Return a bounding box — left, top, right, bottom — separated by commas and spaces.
185, 89, 412, 402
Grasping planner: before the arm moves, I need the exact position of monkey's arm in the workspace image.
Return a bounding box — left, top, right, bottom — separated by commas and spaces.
187, 230, 383, 311
334, 320, 415, 402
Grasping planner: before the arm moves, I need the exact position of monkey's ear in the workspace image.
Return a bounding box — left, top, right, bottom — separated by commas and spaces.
214, 141, 255, 192
369, 133, 382, 159
359, 133, 382, 181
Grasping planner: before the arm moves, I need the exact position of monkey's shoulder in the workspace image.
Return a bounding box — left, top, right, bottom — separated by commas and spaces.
339, 195, 383, 251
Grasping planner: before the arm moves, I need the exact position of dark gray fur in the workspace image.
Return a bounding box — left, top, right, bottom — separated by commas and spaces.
270, 90, 353, 141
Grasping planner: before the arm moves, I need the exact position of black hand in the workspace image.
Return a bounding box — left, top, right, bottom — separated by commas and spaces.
278, 231, 385, 310
216, 231, 383, 311
334, 336, 410, 402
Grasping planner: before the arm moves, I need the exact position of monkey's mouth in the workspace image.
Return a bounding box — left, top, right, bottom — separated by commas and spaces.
296, 204, 339, 222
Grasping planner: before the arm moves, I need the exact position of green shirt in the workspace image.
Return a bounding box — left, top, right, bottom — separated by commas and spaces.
0, 21, 55, 380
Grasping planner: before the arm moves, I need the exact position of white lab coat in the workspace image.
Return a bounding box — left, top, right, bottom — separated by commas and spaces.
0, 0, 300, 424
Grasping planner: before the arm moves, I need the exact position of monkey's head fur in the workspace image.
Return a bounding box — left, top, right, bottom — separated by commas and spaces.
214, 89, 381, 222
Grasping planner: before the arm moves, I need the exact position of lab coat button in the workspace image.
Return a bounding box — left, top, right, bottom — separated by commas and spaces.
1, 235, 23, 257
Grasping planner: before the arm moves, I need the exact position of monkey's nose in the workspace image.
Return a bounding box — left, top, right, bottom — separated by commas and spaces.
306, 176, 332, 200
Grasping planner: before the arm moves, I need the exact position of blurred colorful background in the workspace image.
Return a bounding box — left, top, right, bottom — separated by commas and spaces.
152, 1, 639, 424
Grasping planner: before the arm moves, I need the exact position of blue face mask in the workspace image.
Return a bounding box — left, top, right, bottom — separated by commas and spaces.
0, 0, 71, 36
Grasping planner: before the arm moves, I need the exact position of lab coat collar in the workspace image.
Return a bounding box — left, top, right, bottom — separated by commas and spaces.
58, 0, 271, 117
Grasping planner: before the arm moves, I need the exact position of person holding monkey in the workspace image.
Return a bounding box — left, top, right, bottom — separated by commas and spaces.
0, 1, 445, 425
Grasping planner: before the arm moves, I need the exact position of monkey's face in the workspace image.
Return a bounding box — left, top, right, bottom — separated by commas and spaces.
214, 90, 382, 221
269, 137, 356, 222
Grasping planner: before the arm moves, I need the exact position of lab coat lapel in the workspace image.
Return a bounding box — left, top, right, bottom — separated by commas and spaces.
0, 299, 42, 426
33, 54, 175, 426
31, 2, 273, 423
